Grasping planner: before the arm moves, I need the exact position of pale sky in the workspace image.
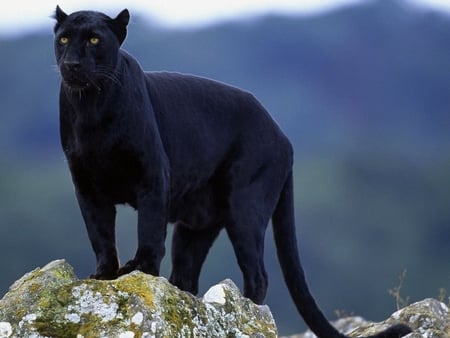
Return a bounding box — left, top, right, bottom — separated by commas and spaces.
1, 0, 449, 36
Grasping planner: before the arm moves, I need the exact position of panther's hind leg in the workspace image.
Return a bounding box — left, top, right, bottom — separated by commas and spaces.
224, 149, 289, 304
224, 179, 280, 304
225, 213, 269, 304
169, 222, 222, 295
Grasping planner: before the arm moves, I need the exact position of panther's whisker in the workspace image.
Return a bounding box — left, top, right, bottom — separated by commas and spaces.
52, 64, 60, 74
87, 76, 102, 92
94, 67, 123, 87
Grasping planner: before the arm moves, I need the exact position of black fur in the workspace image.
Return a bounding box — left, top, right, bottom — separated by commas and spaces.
53, 7, 411, 338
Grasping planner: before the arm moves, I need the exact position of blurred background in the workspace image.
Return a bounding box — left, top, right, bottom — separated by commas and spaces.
0, 0, 449, 335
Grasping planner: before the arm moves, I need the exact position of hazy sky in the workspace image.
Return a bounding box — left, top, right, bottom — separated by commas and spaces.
1, 0, 449, 36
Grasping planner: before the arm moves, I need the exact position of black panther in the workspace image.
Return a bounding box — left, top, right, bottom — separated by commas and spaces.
53, 7, 411, 338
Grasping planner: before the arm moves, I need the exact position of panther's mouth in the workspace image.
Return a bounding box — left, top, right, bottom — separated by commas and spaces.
63, 80, 91, 90
60, 71, 94, 91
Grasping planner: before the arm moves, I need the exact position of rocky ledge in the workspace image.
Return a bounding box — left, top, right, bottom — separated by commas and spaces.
0, 260, 448, 338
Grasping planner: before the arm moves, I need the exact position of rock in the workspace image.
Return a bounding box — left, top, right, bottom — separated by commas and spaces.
282, 317, 373, 338
2, 260, 448, 338
354, 298, 450, 338
0, 259, 277, 338
283, 298, 450, 338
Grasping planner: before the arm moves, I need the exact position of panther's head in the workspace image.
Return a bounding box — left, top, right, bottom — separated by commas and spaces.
53, 6, 129, 91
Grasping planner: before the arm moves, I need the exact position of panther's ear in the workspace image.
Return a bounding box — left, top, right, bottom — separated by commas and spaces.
115, 9, 130, 27
53, 5, 68, 32
111, 9, 130, 45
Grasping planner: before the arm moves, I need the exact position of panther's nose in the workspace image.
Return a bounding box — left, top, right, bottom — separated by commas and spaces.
64, 60, 81, 72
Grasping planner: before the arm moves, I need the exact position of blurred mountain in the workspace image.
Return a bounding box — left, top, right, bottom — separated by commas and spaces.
0, 0, 449, 335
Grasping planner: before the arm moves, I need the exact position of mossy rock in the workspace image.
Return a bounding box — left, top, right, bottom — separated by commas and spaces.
0, 260, 277, 338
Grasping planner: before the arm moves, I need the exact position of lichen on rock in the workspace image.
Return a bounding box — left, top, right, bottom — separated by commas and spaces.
0, 259, 277, 338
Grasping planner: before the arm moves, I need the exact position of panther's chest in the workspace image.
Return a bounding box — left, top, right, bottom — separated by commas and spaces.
67, 135, 145, 206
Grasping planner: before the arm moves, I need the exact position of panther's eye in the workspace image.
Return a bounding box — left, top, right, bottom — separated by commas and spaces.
89, 37, 100, 45
59, 37, 69, 45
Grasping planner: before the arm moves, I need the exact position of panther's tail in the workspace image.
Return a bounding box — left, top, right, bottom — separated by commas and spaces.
271, 171, 411, 338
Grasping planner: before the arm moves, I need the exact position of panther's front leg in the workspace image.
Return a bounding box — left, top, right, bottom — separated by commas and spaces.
76, 190, 119, 280
118, 176, 169, 277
